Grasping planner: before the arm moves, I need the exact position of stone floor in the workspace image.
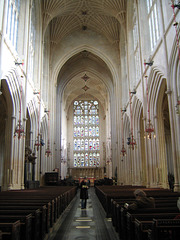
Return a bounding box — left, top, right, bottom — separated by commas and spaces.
46, 187, 119, 240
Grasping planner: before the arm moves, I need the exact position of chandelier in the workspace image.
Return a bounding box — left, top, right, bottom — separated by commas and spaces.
145, 119, 155, 139
127, 90, 136, 150
34, 90, 41, 150
14, 120, 25, 139
45, 109, 51, 157
14, 75, 25, 139
127, 134, 136, 150
120, 108, 126, 157
45, 140, 51, 157
144, 60, 155, 139
35, 134, 41, 151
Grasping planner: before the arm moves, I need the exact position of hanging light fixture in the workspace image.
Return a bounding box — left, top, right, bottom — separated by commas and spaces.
127, 90, 136, 150
15, 57, 24, 66
45, 109, 51, 157
14, 76, 25, 139
45, 140, 51, 157
120, 108, 126, 158
14, 120, 25, 139
34, 90, 41, 151
172, 1, 180, 9
34, 135, 41, 151
144, 60, 155, 139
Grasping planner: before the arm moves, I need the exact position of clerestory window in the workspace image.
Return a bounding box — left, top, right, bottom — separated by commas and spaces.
146, 0, 160, 51
6, 0, 20, 50
133, 5, 141, 84
73, 100, 100, 167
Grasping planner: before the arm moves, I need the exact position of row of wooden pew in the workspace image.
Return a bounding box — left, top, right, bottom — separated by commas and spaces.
0, 186, 77, 240
95, 185, 180, 240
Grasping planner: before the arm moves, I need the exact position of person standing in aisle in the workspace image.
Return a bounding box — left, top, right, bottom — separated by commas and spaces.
80, 178, 89, 209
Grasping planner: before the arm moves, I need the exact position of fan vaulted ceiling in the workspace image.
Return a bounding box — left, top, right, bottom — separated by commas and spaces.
42, 0, 126, 109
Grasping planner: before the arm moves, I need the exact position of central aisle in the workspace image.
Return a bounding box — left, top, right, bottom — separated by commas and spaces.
48, 187, 119, 240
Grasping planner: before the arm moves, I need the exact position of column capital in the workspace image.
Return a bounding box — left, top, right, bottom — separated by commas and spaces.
165, 89, 172, 95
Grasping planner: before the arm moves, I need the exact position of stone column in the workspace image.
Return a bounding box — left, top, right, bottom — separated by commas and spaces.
166, 90, 180, 191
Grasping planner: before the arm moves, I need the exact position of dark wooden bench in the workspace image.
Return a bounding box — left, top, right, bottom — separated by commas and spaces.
126, 212, 180, 240
111, 198, 178, 231
119, 207, 180, 240
0, 201, 51, 234
147, 219, 180, 240
0, 195, 56, 222
0, 186, 78, 239
0, 209, 40, 240
0, 220, 21, 240
0, 214, 32, 240
0, 197, 54, 228
95, 185, 180, 218
134, 219, 152, 240
0, 204, 47, 239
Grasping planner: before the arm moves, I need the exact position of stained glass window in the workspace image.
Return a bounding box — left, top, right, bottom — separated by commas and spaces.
73, 100, 100, 167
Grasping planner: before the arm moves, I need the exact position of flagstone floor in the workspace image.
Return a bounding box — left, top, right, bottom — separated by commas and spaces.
47, 187, 119, 240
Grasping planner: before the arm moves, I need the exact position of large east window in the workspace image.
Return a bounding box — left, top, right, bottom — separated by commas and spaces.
147, 0, 160, 51
73, 100, 100, 167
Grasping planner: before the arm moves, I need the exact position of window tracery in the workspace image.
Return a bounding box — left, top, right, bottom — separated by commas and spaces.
73, 100, 100, 167
6, 0, 20, 50
147, 0, 160, 51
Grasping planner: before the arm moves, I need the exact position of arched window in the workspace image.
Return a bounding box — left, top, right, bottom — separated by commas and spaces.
73, 100, 100, 167
146, 0, 160, 51
133, 2, 141, 84
6, 0, 20, 50
28, 0, 36, 82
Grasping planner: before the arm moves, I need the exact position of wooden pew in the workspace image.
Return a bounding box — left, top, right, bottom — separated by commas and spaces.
0, 191, 70, 227
148, 219, 180, 240
95, 185, 180, 218
119, 207, 180, 240
134, 219, 152, 240
0, 201, 51, 234
0, 214, 32, 240
0, 197, 55, 229
0, 220, 21, 240
111, 198, 178, 232
0, 186, 78, 239
0, 205, 46, 239
1, 200, 52, 233
127, 212, 180, 240
0, 209, 40, 240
